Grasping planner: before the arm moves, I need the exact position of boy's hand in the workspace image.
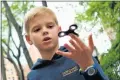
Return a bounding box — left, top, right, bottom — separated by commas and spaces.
56, 34, 94, 70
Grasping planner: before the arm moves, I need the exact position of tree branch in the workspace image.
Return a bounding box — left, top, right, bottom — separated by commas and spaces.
4, 12, 11, 58
17, 44, 21, 58
2, 46, 21, 80
2, 41, 17, 59
11, 36, 19, 49
3, 1, 22, 35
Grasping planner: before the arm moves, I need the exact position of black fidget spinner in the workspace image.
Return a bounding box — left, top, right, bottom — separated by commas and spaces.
58, 24, 79, 37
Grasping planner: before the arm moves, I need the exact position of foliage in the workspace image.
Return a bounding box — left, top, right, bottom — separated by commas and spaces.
76, 1, 120, 30
76, 1, 120, 80
100, 39, 120, 80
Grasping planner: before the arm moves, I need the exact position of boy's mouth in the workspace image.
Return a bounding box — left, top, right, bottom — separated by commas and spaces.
43, 37, 51, 41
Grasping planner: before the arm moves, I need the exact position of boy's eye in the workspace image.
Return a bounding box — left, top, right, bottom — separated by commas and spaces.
48, 24, 54, 28
34, 28, 40, 32
48, 25, 53, 28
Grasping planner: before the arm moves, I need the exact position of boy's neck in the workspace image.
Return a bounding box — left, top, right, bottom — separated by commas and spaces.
39, 46, 59, 60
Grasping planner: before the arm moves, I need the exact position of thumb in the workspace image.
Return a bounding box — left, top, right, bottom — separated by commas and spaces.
56, 50, 71, 58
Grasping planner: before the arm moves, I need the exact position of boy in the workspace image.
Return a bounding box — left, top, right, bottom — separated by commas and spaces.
24, 6, 109, 80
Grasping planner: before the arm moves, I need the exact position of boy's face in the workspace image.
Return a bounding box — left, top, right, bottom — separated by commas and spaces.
26, 14, 61, 51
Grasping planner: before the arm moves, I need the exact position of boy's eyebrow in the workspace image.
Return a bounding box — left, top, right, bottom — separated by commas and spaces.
47, 22, 55, 25
32, 24, 41, 30
33, 24, 41, 28
47, 22, 54, 24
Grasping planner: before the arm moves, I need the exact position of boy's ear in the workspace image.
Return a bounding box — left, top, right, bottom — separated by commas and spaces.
25, 35, 33, 45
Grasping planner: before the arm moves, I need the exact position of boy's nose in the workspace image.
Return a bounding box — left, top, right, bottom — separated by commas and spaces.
43, 31, 48, 36
42, 27, 48, 36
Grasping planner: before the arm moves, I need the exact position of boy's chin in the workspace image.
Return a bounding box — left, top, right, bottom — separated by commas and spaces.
40, 45, 57, 51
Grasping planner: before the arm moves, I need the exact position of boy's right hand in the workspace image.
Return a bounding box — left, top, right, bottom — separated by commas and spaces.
56, 33, 94, 70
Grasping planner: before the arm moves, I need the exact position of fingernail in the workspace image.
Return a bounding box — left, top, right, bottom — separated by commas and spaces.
90, 33, 92, 36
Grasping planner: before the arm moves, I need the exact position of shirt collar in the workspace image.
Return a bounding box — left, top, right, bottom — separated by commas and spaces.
31, 46, 68, 70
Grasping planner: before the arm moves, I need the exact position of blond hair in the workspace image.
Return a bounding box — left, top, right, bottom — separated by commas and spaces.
24, 6, 58, 34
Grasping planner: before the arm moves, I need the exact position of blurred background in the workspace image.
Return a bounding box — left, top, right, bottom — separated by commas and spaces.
1, 1, 120, 80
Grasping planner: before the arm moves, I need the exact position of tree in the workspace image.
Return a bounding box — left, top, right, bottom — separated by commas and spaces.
2, 1, 33, 69
76, 1, 120, 80
1, 47, 7, 80
2, 1, 35, 80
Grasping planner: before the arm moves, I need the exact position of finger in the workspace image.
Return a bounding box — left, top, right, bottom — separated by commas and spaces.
64, 43, 75, 52
56, 50, 71, 58
88, 34, 94, 50
69, 34, 87, 49
69, 39, 81, 50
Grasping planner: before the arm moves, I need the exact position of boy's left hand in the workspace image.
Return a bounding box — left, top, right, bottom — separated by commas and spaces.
56, 33, 94, 70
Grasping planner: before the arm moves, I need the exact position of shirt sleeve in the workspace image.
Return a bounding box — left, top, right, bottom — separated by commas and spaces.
81, 57, 109, 80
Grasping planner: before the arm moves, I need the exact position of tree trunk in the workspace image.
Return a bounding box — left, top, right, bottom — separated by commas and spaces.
17, 58, 25, 80
1, 47, 7, 80
2, 1, 33, 69
42, 1, 47, 7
